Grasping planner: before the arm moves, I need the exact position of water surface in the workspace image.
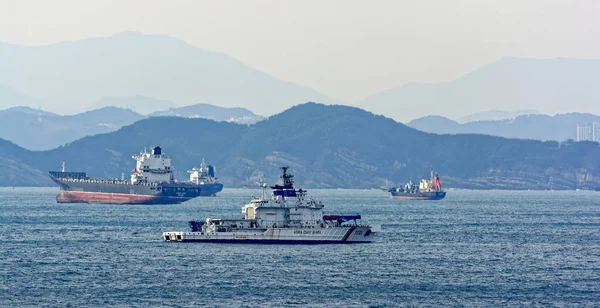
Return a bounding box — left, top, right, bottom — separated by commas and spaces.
1, 188, 599, 306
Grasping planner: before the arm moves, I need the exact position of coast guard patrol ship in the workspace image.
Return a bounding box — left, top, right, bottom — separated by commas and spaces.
163, 167, 379, 243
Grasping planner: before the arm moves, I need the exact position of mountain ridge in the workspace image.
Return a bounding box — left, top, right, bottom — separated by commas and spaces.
0, 106, 145, 150
91, 96, 178, 115
149, 103, 264, 123
1, 103, 598, 190
0, 31, 341, 115
457, 109, 541, 123
360, 57, 600, 122
408, 113, 600, 141
0, 102, 265, 150
0, 83, 39, 109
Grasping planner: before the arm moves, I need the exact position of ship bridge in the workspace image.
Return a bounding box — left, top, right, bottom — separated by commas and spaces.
131, 146, 174, 184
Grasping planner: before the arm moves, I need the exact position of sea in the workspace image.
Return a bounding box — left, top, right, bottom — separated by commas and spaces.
1, 188, 599, 307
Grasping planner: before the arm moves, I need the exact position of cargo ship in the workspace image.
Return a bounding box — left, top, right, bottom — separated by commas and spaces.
387, 172, 446, 200
49, 146, 223, 204
163, 167, 379, 243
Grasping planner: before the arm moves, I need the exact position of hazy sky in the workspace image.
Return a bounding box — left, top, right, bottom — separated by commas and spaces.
1, 0, 599, 103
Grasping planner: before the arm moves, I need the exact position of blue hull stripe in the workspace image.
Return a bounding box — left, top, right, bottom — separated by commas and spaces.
168, 239, 371, 244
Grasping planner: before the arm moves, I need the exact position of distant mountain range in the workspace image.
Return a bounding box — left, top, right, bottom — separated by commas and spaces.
408, 113, 600, 141
0, 106, 143, 151
91, 96, 178, 115
0, 83, 38, 108
0, 32, 339, 115
0, 103, 265, 150
149, 104, 265, 124
3, 33, 600, 123
90, 96, 266, 122
456, 109, 541, 123
360, 57, 600, 122
1, 103, 599, 190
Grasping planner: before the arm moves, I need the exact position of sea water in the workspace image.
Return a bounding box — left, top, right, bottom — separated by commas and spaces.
1, 188, 599, 307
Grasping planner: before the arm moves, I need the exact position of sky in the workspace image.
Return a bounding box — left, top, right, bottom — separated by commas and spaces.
1, 0, 599, 104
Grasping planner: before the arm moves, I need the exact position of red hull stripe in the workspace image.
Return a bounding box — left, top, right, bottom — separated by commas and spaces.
56, 191, 189, 204
341, 226, 357, 241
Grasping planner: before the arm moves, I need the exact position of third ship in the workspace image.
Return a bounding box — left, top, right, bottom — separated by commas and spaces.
386, 171, 446, 200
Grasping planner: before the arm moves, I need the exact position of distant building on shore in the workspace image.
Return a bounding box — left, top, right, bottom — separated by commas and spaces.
576, 122, 600, 142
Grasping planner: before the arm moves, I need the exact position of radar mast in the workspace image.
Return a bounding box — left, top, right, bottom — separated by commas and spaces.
281, 166, 294, 187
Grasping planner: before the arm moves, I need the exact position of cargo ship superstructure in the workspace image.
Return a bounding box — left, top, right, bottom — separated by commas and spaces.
187, 159, 223, 196
49, 146, 223, 204
163, 167, 379, 243
388, 172, 446, 200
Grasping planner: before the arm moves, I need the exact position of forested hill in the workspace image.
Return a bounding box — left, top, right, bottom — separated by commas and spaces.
1, 103, 599, 189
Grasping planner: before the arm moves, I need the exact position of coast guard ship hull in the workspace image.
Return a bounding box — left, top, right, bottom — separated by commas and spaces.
163, 226, 374, 244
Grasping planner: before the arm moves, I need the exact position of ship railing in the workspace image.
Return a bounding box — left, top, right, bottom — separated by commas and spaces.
63, 178, 131, 185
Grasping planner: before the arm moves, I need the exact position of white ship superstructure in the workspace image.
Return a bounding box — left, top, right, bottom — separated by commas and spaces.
188, 159, 217, 185
131, 146, 174, 184
163, 167, 378, 243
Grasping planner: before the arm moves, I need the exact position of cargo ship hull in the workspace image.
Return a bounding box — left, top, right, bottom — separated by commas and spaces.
49, 146, 224, 205
56, 191, 191, 204
51, 177, 222, 205
389, 191, 446, 200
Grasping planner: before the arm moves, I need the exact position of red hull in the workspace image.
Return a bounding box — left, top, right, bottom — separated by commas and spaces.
56, 191, 189, 205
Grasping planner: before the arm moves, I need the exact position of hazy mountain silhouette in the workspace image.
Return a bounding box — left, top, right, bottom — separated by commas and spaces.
408, 113, 600, 141
361, 57, 600, 122
0, 106, 144, 150
1, 103, 598, 190
0, 83, 38, 109
0, 138, 53, 186
0, 32, 339, 115
5, 106, 58, 117
2, 101, 265, 149
457, 109, 541, 123
91, 96, 178, 115
407, 115, 463, 134
149, 103, 265, 124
